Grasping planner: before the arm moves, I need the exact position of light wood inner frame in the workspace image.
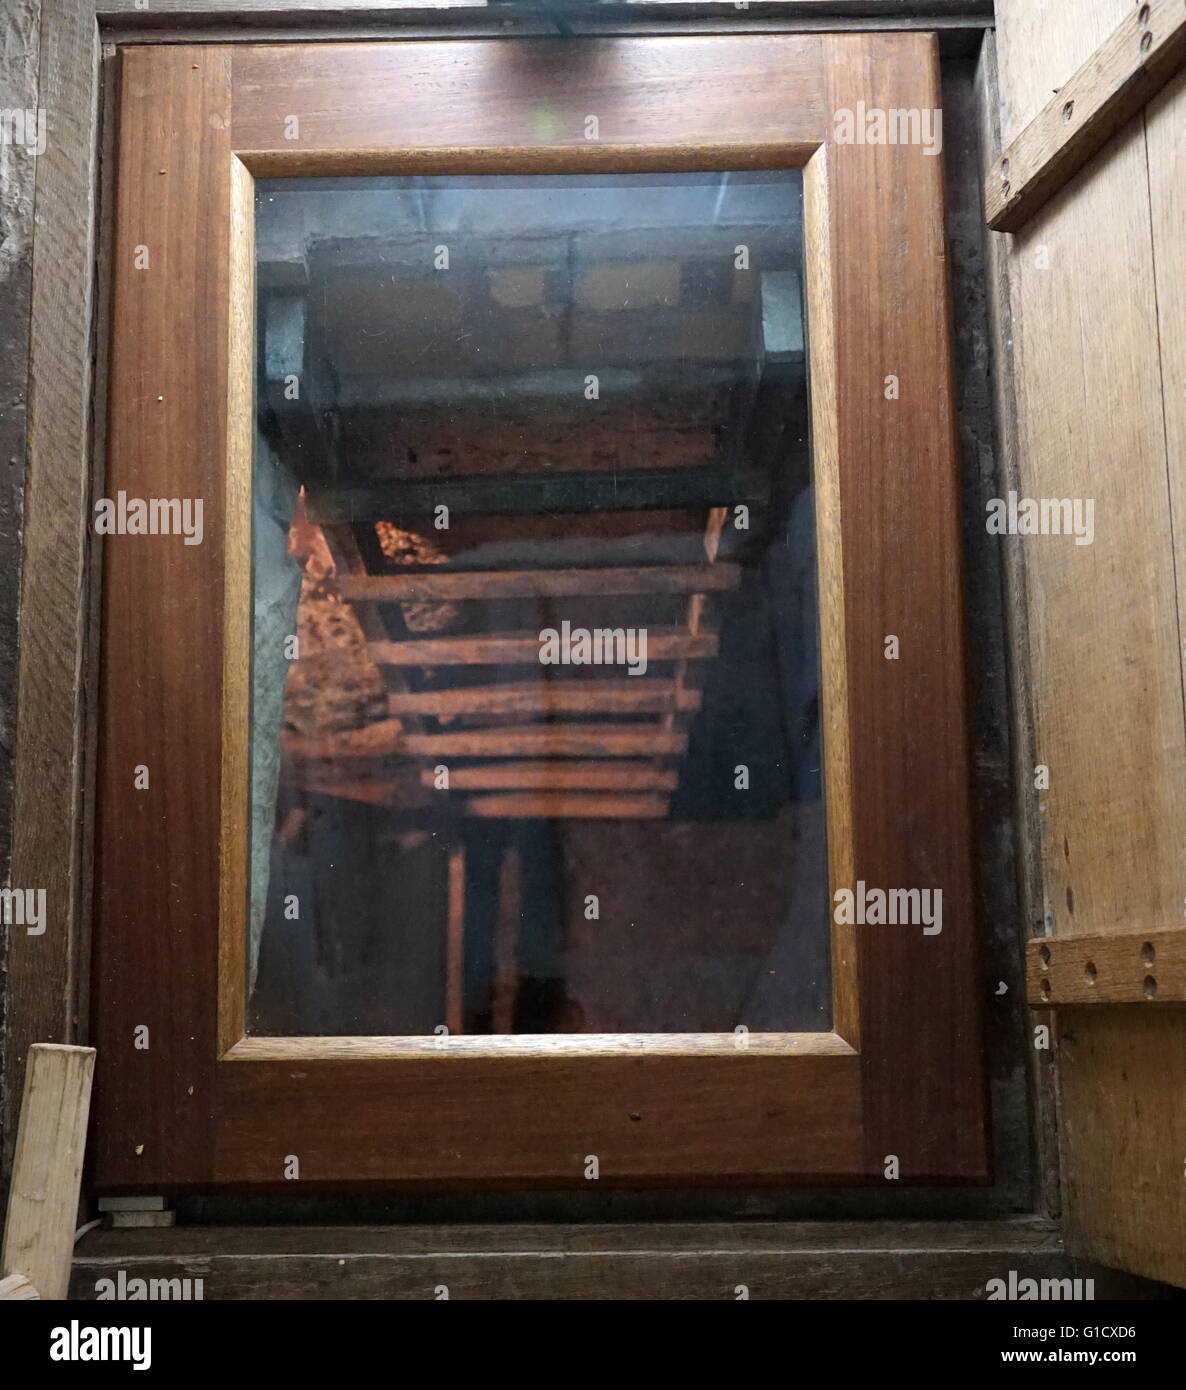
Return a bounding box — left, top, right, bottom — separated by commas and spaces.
219, 143, 854, 1064
95, 35, 984, 1189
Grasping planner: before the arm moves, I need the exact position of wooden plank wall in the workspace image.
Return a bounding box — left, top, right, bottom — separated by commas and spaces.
994, 0, 1186, 1287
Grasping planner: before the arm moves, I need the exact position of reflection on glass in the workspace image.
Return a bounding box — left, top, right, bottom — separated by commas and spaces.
248, 173, 829, 1035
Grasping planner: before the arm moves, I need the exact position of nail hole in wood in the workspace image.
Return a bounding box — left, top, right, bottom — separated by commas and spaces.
1138, 5, 1151, 26
1040, 977, 1052, 1001
1143, 975, 1157, 999
1062, 100, 1075, 122
1141, 940, 1155, 966
1140, 30, 1153, 55
1084, 960, 1097, 984
1039, 944, 1051, 966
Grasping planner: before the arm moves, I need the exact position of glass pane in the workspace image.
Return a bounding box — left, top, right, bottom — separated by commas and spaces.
247, 172, 829, 1035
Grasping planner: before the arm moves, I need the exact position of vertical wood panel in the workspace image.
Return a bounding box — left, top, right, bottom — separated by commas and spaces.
995, 0, 1186, 1287
4, 0, 99, 1171
824, 34, 985, 1178
997, 0, 1186, 941
93, 46, 233, 1186
1, 1044, 94, 1300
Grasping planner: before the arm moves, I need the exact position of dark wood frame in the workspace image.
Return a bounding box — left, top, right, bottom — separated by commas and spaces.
81, 30, 985, 1191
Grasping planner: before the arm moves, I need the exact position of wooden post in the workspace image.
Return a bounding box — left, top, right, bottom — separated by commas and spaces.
1, 1043, 96, 1300
446, 846, 466, 1036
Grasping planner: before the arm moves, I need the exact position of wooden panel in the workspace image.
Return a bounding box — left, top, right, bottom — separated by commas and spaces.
996, 1, 1186, 941
4, 0, 100, 1169
1027, 928, 1186, 1006
994, 0, 1186, 1290
92, 46, 235, 1187
232, 37, 826, 172
100, 0, 997, 15
69, 1218, 1074, 1303
1, 1044, 94, 1301
212, 1050, 862, 1184
1058, 1010, 1186, 1288
822, 34, 985, 1177
1148, 65, 1186, 802
219, 154, 255, 1056
996, 0, 1133, 138
803, 144, 857, 1048
987, 0, 1186, 230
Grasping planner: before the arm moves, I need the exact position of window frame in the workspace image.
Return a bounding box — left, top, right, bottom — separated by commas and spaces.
88, 31, 986, 1190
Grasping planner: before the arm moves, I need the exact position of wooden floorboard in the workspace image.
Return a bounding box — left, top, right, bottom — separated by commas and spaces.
70, 1218, 1094, 1300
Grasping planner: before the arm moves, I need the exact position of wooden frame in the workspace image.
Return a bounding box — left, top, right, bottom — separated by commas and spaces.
81, 31, 986, 1191
2, 13, 998, 1179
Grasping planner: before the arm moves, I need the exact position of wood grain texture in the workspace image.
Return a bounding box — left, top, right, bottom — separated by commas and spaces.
994, 0, 1186, 1287
98, 0, 994, 14
803, 144, 858, 1048
987, 0, 1186, 231
0, 0, 40, 1177
231, 37, 825, 171
1147, 65, 1186, 826
1027, 928, 1186, 1006
1057, 1010, 1186, 1288
4, 0, 99, 1174
996, 0, 1186, 942
70, 1217, 1076, 1303
822, 33, 986, 1180
219, 155, 255, 1056
212, 1049, 861, 1184
1, 1044, 95, 1300
92, 45, 236, 1188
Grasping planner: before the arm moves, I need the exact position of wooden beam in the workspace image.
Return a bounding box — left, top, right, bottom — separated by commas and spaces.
307, 466, 769, 520
97, 0, 997, 19
425, 761, 679, 791
339, 563, 740, 602
282, 720, 405, 761
466, 793, 670, 819
1027, 927, 1186, 1006
446, 846, 465, 1036
1, 1044, 95, 1301
406, 726, 687, 757
986, 0, 1186, 231
492, 844, 520, 1033
370, 632, 718, 667
389, 680, 701, 717
69, 1217, 1098, 1303
321, 522, 428, 734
